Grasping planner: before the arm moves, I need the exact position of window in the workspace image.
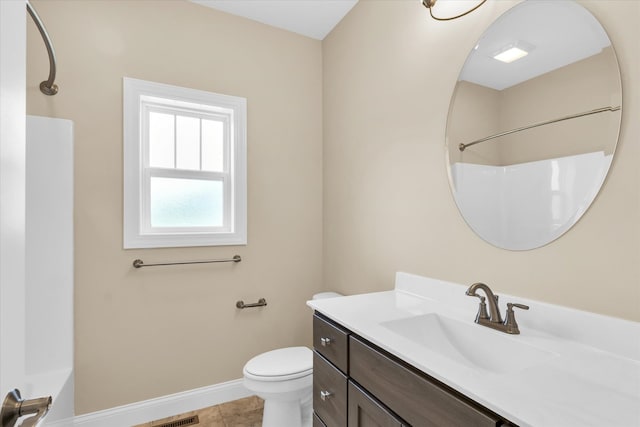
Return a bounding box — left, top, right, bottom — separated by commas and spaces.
123, 78, 246, 248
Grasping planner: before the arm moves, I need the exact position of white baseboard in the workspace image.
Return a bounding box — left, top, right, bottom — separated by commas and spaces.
45, 379, 251, 427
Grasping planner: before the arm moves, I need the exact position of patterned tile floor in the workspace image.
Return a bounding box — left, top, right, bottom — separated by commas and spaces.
133, 396, 264, 427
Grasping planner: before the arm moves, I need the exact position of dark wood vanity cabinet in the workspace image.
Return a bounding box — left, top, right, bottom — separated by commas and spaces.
348, 381, 407, 427
313, 314, 349, 427
313, 313, 515, 427
350, 336, 502, 427
313, 311, 350, 372
314, 351, 348, 427
314, 413, 328, 427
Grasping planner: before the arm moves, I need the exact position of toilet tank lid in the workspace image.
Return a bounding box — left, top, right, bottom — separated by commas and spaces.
244, 346, 312, 378
312, 292, 343, 300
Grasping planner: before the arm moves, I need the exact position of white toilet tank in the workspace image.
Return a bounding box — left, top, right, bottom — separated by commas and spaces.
312, 292, 342, 300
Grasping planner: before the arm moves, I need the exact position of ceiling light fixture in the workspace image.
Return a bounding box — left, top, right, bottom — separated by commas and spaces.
422, 0, 487, 21
492, 42, 534, 63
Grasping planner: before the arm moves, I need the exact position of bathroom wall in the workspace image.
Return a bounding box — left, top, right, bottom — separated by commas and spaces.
323, 0, 639, 320
26, 0, 322, 414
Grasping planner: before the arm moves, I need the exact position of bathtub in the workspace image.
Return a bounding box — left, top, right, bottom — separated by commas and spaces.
25, 115, 75, 424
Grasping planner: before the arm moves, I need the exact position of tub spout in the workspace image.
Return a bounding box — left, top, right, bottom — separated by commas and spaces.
1, 389, 51, 427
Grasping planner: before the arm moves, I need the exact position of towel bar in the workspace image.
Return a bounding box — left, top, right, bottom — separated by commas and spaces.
132, 255, 241, 268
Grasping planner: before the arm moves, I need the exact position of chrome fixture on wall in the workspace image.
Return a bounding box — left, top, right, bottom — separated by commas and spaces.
26, 0, 58, 95
132, 255, 241, 268
236, 298, 267, 309
422, 0, 486, 21
1, 389, 51, 427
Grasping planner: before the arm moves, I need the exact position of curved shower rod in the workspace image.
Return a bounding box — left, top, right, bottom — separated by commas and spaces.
26, 0, 58, 95
458, 106, 621, 152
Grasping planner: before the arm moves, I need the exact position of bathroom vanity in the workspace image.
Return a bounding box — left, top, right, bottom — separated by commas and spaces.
312, 313, 513, 426
308, 273, 640, 427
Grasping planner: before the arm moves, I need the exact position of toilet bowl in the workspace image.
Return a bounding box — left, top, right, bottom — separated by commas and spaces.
244, 347, 313, 427
242, 292, 342, 427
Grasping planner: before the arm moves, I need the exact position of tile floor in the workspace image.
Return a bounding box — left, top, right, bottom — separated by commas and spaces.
133, 395, 264, 427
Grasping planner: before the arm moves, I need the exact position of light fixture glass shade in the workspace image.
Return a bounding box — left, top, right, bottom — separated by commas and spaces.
493, 47, 529, 63
492, 41, 535, 63
423, 0, 487, 21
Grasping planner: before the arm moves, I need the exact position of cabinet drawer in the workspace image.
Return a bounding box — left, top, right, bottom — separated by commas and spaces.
314, 313, 349, 373
314, 412, 327, 427
314, 351, 348, 427
348, 380, 406, 427
349, 336, 501, 427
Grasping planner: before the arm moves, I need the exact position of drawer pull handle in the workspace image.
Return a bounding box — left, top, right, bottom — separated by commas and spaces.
320, 390, 333, 401
320, 337, 333, 346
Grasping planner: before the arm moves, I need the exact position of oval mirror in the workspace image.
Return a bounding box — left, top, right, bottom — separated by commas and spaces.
446, 0, 622, 250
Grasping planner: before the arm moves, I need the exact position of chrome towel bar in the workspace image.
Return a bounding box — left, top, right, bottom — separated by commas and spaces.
458, 105, 621, 152
236, 298, 267, 309
132, 255, 241, 268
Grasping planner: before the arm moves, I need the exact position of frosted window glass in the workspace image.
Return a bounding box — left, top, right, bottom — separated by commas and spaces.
176, 116, 200, 170
149, 112, 175, 168
202, 119, 224, 172
150, 177, 223, 227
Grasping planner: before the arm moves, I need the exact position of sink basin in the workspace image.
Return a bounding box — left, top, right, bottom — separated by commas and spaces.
380, 313, 556, 374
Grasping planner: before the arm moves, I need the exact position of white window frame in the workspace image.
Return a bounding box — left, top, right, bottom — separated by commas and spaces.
123, 77, 246, 248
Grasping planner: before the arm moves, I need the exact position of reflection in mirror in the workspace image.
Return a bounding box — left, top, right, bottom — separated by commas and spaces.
446, 0, 622, 250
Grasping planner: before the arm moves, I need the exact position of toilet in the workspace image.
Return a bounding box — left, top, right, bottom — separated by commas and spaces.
242, 292, 342, 427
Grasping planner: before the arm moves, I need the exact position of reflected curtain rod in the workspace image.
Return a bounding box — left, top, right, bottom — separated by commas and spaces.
26, 0, 58, 95
458, 106, 621, 152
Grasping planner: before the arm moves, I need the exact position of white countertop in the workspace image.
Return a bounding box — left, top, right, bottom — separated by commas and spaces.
307, 272, 640, 427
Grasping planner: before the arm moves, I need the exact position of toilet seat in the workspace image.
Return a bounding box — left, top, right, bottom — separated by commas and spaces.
243, 346, 312, 382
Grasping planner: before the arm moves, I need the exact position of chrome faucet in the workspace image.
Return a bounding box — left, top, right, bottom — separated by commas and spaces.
465, 282, 529, 334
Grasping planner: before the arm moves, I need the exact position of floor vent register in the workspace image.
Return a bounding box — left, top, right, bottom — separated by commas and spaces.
154, 415, 200, 427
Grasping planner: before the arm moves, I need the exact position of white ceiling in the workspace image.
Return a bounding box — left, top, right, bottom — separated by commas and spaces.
191, 0, 358, 40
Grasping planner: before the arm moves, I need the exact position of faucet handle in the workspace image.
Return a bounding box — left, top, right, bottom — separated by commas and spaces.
468, 294, 490, 321
504, 302, 529, 334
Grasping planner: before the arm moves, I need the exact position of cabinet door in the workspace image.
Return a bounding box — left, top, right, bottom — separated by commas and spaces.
348, 381, 406, 427
314, 352, 348, 427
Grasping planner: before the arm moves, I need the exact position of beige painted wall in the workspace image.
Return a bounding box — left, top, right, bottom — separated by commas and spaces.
323, 0, 639, 321
26, 0, 322, 414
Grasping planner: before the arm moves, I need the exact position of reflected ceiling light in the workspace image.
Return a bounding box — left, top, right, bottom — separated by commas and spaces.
492, 42, 533, 63
493, 46, 528, 63
422, 0, 487, 21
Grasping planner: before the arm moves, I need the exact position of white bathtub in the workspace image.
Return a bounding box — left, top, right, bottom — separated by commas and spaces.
25, 115, 75, 424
